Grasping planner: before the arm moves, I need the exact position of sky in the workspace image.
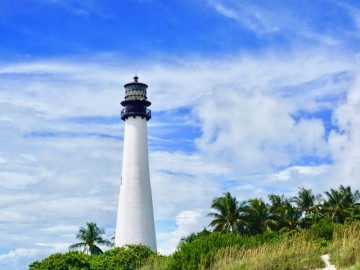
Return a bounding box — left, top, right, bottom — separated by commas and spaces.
1, 0, 360, 269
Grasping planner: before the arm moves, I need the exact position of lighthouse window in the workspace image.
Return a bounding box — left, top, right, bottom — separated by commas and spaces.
125, 89, 147, 101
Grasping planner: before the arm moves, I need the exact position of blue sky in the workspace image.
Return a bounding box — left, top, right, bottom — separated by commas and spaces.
1, 0, 360, 269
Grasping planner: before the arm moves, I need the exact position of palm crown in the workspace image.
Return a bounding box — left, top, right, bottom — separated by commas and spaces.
69, 222, 112, 255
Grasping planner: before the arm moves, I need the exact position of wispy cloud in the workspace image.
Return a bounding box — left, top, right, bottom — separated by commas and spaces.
207, 0, 282, 34
206, 0, 360, 47
32, 0, 117, 19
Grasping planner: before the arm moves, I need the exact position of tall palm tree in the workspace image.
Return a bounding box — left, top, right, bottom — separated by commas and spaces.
292, 188, 319, 215
323, 185, 360, 223
340, 185, 360, 221
292, 188, 321, 228
243, 198, 276, 235
269, 194, 301, 231
323, 187, 349, 223
268, 194, 287, 231
339, 185, 360, 207
282, 199, 302, 230
208, 192, 246, 234
69, 222, 112, 255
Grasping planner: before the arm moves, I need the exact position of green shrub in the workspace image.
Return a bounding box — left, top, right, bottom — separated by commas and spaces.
308, 218, 334, 241
90, 245, 155, 270
28, 245, 155, 270
28, 251, 90, 270
167, 231, 282, 270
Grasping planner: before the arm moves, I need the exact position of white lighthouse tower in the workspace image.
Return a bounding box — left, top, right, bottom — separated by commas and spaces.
115, 76, 157, 251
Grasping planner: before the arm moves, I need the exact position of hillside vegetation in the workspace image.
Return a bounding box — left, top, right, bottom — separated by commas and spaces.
29, 185, 360, 270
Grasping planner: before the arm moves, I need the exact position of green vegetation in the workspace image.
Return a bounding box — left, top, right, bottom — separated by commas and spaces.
28, 251, 90, 270
210, 232, 324, 270
329, 223, 360, 268
207, 192, 245, 234
69, 222, 112, 255
28, 185, 360, 270
167, 230, 283, 270
29, 245, 155, 270
90, 245, 155, 270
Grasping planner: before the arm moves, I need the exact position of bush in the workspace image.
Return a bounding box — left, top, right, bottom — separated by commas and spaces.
90, 245, 155, 270
28, 245, 155, 270
167, 231, 282, 270
308, 218, 334, 241
28, 251, 90, 270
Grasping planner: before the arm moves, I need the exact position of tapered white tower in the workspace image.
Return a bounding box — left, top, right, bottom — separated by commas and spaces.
115, 76, 157, 251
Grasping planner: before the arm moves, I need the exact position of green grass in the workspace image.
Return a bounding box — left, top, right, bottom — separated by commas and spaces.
143, 222, 360, 270
329, 223, 360, 269
209, 232, 324, 270
139, 254, 169, 270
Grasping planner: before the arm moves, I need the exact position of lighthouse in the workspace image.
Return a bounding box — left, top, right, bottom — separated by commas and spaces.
115, 76, 157, 251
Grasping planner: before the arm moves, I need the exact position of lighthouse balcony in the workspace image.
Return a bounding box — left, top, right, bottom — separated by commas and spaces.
121, 108, 151, 121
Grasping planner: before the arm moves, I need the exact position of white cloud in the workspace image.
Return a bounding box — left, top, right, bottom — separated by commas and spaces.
328, 74, 360, 188
0, 48, 359, 269
271, 165, 330, 183
195, 87, 328, 173
0, 171, 38, 189
0, 248, 49, 270
157, 209, 210, 255
35, 242, 70, 251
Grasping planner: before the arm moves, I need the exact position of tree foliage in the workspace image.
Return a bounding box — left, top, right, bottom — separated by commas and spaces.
91, 245, 155, 270
28, 245, 155, 270
243, 198, 276, 234
322, 185, 360, 223
69, 222, 111, 255
208, 185, 360, 237
207, 192, 245, 234
28, 251, 90, 270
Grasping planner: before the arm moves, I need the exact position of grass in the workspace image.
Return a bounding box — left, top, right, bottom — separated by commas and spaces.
139, 222, 360, 270
139, 254, 169, 270
209, 231, 324, 270
329, 223, 360, 269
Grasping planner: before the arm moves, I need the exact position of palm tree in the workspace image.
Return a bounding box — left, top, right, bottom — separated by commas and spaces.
208, 192, 246, 234
243, 198, 276, 235
268, 194, 287, 231
282, 199, 302, 230
292, 188, 320, 215
292, 188, 321, 228
322, 185, 360, 223
69, 222, 112, 255
339, 185, 360, 221
269, 194, 301, 231
339, 185, 360, 207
